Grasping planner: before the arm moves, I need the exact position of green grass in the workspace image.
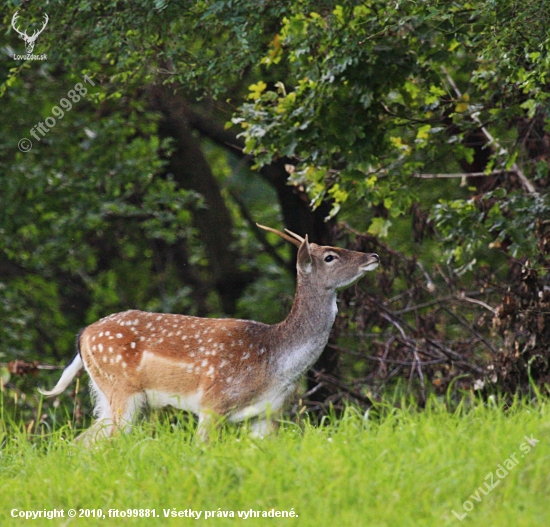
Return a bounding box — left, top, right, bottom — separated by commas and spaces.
0, 399, 549, 526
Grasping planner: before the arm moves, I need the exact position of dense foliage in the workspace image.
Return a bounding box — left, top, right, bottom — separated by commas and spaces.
1, 0, 549, 426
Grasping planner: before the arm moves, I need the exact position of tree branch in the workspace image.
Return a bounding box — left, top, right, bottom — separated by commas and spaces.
412, 169, 509, 179
441, 66, 538, 195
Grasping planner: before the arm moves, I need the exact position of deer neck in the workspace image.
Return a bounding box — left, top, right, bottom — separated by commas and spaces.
270, 277, 337, 379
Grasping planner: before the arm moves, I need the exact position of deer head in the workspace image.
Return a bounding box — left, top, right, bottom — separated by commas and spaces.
257, 223, 379, 289
11, 11, 49, 54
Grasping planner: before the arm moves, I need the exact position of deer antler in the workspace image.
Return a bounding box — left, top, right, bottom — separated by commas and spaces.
284, 228, 305, 244
256, 223, 305, 247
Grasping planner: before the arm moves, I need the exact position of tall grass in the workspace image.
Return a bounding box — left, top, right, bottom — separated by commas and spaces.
0, 396, 549, 526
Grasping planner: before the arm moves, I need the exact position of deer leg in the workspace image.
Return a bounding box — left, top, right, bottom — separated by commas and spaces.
196, 410, 226, 443
75, 419, 114, 446
113, 391, 145, 434
196, 411, 213, 443
250, 417, 278, 438
75, 380, 114, 445
76, 380, 143, 445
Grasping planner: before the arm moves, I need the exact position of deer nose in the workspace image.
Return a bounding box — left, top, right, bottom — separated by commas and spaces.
371, 254, 380, 261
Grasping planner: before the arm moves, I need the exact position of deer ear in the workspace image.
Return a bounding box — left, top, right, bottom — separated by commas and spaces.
297, 235, 312, 274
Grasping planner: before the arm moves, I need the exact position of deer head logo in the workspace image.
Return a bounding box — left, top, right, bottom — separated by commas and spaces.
11, 11, 49, 54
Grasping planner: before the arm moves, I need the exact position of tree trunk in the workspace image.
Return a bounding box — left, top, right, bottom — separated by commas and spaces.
148, 85, 253, 314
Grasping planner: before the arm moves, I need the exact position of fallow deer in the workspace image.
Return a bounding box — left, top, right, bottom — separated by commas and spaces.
40, 224, 379, 444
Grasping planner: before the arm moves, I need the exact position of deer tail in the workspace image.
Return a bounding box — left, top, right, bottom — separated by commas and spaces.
38, 331, 84, 397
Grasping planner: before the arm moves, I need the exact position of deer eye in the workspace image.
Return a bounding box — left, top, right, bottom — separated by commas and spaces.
324, 254, 336, 263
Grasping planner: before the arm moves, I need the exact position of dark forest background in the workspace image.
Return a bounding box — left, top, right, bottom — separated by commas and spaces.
1, 0, 549, 426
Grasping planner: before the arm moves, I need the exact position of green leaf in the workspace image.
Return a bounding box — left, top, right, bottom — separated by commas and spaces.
368, 218, 392, 238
